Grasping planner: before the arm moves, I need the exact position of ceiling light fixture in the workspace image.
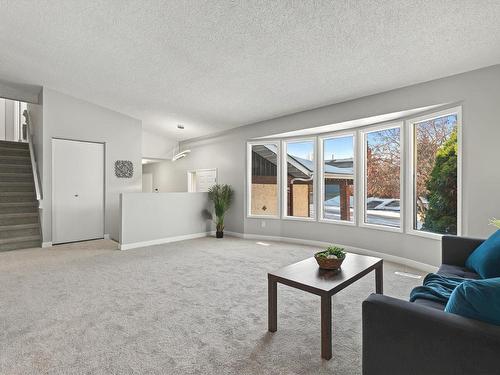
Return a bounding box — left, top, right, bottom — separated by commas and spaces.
172, 149, 191, 161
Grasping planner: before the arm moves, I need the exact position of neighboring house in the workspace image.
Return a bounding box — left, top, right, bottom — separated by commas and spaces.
251, 145, 354, 218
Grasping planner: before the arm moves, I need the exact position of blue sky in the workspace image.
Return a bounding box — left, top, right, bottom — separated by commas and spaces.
287, 136, 354, 160
287, 136, 353, 160
287, 114, 456, 161
323, 136, 353, 160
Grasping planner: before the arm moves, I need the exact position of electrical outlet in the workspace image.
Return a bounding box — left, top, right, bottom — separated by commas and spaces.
261, 220, 266, 228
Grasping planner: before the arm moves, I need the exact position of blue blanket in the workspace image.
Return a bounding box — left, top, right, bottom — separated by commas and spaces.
410, 273, 465, 304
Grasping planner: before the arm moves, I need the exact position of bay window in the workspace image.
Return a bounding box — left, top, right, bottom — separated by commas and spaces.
247, 142, 280, 217
362, 125, 402, 229
408, 109, 460, 235
283, 139, 315, 219
246, 106, 461, 238
320, 134, 355, 223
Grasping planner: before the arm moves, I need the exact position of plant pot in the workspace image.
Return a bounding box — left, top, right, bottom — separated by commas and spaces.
314, 253, 345, 270
216, 231, 224, 238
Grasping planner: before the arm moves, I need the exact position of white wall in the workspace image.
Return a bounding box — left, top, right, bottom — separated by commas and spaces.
0, 98, 18, 141
40, 88, 142, 243
142, 160, 185, 192
159, 65, 500, 267
119, 192, 212, 249
142, 129, 177, 159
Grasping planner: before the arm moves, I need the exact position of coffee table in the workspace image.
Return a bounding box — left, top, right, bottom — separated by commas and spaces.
268, 253, 383, 360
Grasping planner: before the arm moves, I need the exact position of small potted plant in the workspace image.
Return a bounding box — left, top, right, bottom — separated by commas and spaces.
314, 246, 346, 270
208, 184, 234, 238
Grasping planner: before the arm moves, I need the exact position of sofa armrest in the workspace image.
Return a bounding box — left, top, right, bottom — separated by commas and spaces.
363, 294, 500, 375
442, 235, 484, 267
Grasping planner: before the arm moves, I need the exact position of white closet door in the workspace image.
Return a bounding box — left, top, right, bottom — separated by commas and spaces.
52, 139, 104, 244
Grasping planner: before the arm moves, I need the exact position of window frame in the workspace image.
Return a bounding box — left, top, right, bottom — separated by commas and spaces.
318, 131, 357, 226
244, 106, 462, 242
359, 122, 404, 233
246, 140, 281, 219
281, 137, 317, 221
405, 106, 462, 239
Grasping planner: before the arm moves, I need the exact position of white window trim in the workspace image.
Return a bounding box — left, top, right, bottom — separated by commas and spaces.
405, 106, 462, 239
358, 122, 404, 233
244, 106, 462, 241
318, 131, 357, 226
281, 137, 317, 221
246, 141, 281, 219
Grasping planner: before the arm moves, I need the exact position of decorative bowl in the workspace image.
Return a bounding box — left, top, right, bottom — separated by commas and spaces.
314, 252, 346, 270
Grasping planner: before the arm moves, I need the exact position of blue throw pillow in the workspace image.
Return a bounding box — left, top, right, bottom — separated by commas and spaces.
465, 230, 500, 278
445, 278, 500, 325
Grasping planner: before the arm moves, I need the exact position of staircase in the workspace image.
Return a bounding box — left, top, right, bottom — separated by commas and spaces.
0, 140, 41, 251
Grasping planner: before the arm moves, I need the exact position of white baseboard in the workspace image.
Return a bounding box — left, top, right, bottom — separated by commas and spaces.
231, 232, 438, 273
119, 232, 211, 250
41, 241, 52, 248
223, 231, 245, 238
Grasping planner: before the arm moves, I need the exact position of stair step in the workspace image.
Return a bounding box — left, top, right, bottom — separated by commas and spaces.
0, 163, 32, 173
0, 223, 40, 239
0, 172, 33, 182
0, 202, 38, 214
0, 234, 40, 245
0, 155, 31, 165
0, 240, 40, 252
0, 192, 36, 203
0, 223, 39, 231
0, 181, 35, 192
0, 141, 29, 149
0, 147, 30, 157
0, 212, 39, 225
0, 233, 40, 251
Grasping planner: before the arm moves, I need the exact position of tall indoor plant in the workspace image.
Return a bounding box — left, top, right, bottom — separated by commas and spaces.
208, 184, 234, 238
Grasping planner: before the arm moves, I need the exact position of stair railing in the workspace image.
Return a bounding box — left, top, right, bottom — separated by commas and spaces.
24, 110, 42, 201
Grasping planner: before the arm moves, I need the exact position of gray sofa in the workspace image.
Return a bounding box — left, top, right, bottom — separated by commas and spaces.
362, 235, 500, 375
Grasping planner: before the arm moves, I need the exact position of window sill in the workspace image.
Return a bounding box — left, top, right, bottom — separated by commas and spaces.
246, 215, 281, 220
406, 229, 443, 240
281, 216, 316, 222
359, 222, 403, 233
318, 218, 356, 226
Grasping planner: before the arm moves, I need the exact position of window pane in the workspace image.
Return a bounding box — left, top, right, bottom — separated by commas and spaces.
365, 127, 401, 227
285, 140, 314, 218
414, 114, 458, 234
250, 144, 278, 216
322, 136, 354, 222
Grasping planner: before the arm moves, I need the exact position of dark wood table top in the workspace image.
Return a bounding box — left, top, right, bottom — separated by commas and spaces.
268, 253, 382, 296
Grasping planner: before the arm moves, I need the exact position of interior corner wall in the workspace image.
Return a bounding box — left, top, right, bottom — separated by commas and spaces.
142, 160, 180, 192
142, 129, 177, 159
40, 88, 142, 243
162, 64, 500, 267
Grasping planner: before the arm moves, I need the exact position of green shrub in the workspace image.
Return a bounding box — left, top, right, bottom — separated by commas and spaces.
422, 129, 457, 234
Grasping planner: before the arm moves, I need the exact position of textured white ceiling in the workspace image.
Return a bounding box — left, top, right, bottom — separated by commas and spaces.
1, 1, 499, 141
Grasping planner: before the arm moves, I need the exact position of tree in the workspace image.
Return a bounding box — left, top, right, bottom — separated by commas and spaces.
366, 128, 400, 198
422, 129, 457, 234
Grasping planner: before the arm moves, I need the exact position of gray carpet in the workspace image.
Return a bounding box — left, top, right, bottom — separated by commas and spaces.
0, 237, 425, 374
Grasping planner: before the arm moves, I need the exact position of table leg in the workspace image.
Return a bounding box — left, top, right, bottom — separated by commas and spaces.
321, 294, 332, 360
268, 276, 277, 332
375, 262, 383, 294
